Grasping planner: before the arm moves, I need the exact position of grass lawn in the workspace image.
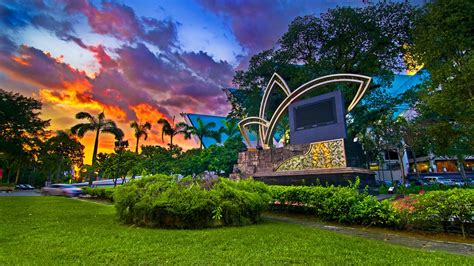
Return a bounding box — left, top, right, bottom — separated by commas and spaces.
0, 197, 471, 265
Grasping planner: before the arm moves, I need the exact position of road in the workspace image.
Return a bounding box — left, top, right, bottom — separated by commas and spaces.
0, 191, 42, 196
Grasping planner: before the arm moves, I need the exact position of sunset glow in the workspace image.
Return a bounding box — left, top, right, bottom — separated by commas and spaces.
1, 0, 403, 163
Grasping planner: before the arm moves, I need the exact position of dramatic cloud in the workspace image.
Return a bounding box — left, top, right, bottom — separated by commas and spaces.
64, 0, 179, 51
2, 0, 372, 161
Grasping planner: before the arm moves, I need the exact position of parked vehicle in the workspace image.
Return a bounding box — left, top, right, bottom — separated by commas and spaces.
422, 176, 455, 186
16, 184, 35, 190
41, 184, 83, 197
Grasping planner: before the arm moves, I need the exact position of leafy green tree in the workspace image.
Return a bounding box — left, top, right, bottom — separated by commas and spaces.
0, 89, 50, 184
219, 119, 240, 138
100, 150, 141, 187
140, 145, 174, 174
157, 116, 188, 146
183, 118, 221, 149
71, 112, 123, 164
130, 121, 152, 153
410, 0, 474, 179
39, 130, 84, 184
230, 2, 416, 139
208, 136, 246, 176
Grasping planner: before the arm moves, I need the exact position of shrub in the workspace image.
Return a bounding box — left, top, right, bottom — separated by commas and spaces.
114, 174, 271, 228
82, 187, 115, 202
409, 189, 474, 237
270, 181, 399, 226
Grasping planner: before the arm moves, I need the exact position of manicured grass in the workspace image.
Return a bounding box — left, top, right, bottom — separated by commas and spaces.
0, 197, 471, 264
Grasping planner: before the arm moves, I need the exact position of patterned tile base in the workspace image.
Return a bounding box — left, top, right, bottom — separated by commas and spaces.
276, 139, 346, 171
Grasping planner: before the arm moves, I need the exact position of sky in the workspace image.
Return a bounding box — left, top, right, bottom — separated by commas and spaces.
0, 0, 420, 163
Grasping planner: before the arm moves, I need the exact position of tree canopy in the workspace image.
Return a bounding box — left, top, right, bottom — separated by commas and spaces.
409, 0, 473, 176
229, 1, 416, 140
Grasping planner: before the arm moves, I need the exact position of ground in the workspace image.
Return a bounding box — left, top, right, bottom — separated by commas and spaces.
0, 197, 471, 264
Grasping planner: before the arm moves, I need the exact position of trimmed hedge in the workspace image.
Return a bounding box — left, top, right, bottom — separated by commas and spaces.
82, 187, 115, 202
270, 183, 398, 226
270, 183, 474, 236
114, 174, 271, 228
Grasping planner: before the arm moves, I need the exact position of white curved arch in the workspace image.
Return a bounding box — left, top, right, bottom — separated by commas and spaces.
262, 74, 371, 146
238, 117, 270, 148
258, 73, 291, 143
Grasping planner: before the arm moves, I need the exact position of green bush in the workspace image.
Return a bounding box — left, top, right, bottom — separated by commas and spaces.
82, 187, 115, 202
409, 189, 474, 237
270, 182, 399, 226
114, 174, 271, 228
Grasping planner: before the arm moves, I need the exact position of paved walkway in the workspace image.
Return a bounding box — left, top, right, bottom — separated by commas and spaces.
263, 213, 473, 256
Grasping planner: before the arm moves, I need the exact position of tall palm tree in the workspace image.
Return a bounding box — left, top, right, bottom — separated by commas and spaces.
157, 116, 188, 146
130, 121, 152, 153
184, 118, 221, 149
219, 119, 240, 138
71, 112, 123, 164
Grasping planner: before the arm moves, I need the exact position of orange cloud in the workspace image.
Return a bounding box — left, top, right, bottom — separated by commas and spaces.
11, 55, 30, 66
131, 102, 166, 123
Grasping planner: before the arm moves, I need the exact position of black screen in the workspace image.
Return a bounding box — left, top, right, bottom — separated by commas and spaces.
294, 98, 336, 130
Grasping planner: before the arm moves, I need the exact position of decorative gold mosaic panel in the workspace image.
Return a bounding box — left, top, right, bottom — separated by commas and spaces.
276, 139, 346, 171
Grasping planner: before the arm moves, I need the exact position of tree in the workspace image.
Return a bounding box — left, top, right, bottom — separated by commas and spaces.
157, 116, 188, 147
39, 130, 84, 184
219, 119, 240, 139
100, 150, 141, 187
371, 114, 409, 183
130, 121, 152, 153
410, 0, 474, 179
71, 112, 123, 165
183, 118, 221, 149
0, 89, 49, 184
230, 2, 416, 139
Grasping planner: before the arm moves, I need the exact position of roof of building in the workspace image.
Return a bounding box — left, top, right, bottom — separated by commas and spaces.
181, 113, 260, 148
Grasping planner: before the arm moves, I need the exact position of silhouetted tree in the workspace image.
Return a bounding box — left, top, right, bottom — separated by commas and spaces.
71, 112, 123, 164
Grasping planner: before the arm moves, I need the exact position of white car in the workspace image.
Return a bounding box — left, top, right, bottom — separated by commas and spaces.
422, 176, 455, 186
41, 184, 83, 197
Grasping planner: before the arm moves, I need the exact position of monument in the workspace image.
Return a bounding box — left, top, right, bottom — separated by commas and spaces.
231, 73, 375, 186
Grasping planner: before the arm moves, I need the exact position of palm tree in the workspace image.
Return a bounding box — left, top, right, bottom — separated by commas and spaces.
219, 119, 240, 138
157, 116, 188, 146
71, 112, 123, 164
184, 118, 221, 149
130, 121, 152, 153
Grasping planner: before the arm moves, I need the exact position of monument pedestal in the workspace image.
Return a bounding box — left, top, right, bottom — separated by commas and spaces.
253, 167, 375, 186
231, 139, 375, 187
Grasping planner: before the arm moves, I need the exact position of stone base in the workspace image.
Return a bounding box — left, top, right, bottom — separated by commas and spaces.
252, 167, 376, 187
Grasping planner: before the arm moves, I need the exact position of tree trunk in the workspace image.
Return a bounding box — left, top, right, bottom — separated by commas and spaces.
387, 150, 394, 183
14, 163, 21, 185
92, 128, 100, 165
411, 148, 420, 179
170, 134, 173, 146
397, 149, 406, 184
135, 137, 140, 154
6, 167, 12, 183
88, 172, 93, 187
456, 155, 467, 181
